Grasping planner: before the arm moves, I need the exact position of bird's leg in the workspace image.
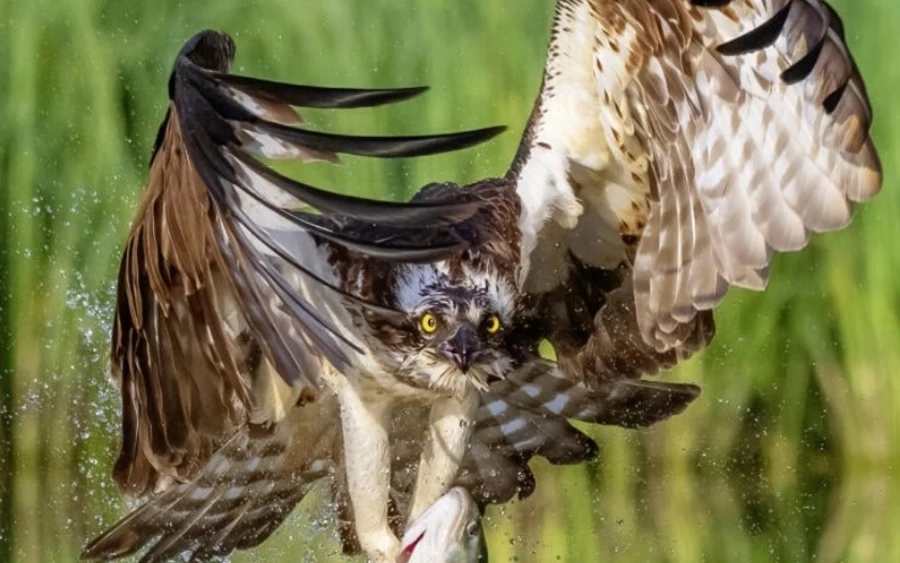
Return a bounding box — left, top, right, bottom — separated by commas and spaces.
337, 386, 399, 562
407, 387, 479, 523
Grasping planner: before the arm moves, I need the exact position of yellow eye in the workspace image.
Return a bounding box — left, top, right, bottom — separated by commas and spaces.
485, 314, 501, 334
420, 312, 439, 334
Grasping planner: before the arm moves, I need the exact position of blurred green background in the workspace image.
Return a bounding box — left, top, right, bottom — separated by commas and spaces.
1, 0, 897, 561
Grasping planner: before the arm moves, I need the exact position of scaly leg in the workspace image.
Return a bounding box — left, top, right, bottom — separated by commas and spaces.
337, 385, 399, 562
407, 388, 479, 523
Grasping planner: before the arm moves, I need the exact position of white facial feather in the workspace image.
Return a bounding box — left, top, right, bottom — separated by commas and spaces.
379, 260, 518, 399
395, 261, 516, 322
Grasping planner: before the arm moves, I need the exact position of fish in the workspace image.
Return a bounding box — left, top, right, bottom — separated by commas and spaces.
397, 487, 487, 563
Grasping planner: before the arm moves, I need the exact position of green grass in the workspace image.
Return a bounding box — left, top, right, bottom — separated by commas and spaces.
1, 1, 898, 561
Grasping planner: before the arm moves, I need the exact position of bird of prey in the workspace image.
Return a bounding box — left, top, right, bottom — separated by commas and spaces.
84, 0, 881, 561
84, 28, 681, 563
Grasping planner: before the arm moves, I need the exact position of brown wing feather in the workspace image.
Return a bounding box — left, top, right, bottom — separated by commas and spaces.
532, 259, 713, 386
112, 113, 255, 495
109, 29, 506, 498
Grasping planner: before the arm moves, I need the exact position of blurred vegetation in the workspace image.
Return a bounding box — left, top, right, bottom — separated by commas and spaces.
0, 0, 898, 561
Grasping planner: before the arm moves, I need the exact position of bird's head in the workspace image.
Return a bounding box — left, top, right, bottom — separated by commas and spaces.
378, 261, 517, 396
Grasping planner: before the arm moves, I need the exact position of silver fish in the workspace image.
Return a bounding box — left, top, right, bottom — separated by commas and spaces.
397, 487, 486, 563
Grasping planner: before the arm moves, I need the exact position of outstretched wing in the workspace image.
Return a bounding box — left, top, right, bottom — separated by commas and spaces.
112, 29, 504, 496
509, 0, 881, 371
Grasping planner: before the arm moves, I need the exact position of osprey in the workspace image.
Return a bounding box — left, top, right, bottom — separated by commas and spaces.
84, 0, 880, 561
84, 28, 688, 563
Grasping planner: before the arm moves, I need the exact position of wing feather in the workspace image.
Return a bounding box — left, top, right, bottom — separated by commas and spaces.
510, 0, 880, 359
87, 358, 697, 561
112, 30, 504, 496
457, 359, 700, 504
82, 400, 341, 563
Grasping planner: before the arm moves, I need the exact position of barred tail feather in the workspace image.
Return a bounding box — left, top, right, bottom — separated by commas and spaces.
82, 403, 340, 562
587, 378, 701, 427
491, 360, 701, 427
459, 360, 700, 504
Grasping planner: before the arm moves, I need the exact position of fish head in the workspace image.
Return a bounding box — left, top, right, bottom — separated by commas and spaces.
397, 487, 485, 563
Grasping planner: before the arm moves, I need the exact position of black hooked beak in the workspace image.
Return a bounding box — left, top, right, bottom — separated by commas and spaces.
441, 324, 480, 373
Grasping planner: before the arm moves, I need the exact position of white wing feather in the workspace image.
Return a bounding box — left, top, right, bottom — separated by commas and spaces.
511, 0, 881, 351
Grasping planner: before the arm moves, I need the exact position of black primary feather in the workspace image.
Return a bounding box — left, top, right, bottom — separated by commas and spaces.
159, 29, 506, 378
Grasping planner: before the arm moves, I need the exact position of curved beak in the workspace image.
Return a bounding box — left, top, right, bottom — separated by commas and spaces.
440, 324, 479, 372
